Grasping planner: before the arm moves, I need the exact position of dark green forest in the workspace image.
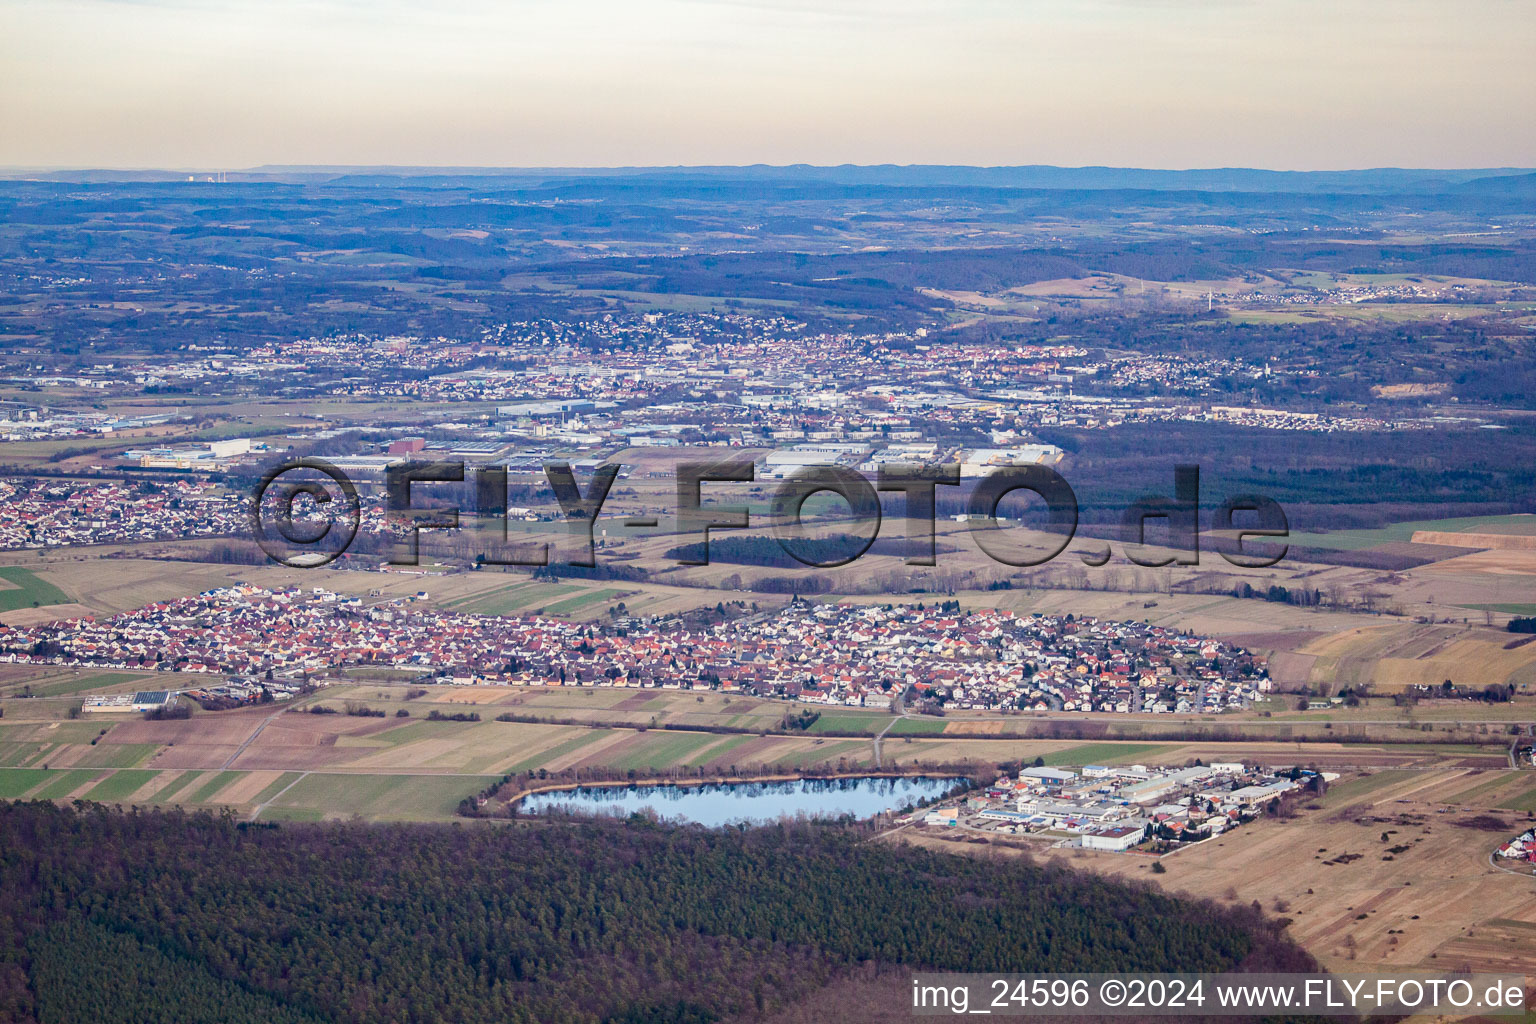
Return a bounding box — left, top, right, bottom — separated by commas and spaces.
0, 801, 1314, 1024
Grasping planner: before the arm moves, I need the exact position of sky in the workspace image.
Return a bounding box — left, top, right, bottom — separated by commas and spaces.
2, 0, 1534, 170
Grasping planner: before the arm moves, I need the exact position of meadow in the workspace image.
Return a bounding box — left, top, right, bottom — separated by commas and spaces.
0, 566, 70, 613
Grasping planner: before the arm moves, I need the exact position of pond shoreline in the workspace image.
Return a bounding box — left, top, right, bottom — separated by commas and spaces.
507, 772, 972, 825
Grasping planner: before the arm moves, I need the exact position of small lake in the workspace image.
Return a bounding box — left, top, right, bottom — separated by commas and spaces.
518, 775, 966, 827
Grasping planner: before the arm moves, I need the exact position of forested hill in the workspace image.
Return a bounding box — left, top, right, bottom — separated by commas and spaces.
0, 801, 1315, 1024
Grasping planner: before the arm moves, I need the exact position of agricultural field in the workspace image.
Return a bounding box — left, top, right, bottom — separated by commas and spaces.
0, 696, 1525, 823
0, 664, 157, 699
257, 772, 500, 822
446, 580, 587, 616
0, 566, 71, 613
1283, 622, 1536, 693
320, 680, 797, 730
316, 682, 1520, 749
1248, 695, 1536, 722
1289, 514, 1536, 552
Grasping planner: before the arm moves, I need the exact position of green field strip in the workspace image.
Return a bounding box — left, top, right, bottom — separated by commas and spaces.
73, 743, 159, 769
1321, 771, 1415, 805
148, 771, 205, 804
456, 583, 575, 616
267, 773, 495, 820
772, 739, 870, 766
670, 712, 748, 730
1453, 772, 1531, 805
539, 588, 625, 617
18, 743, 58, 768
446, 581, 539, 614
248, 771, 305, 805
804, 713, 887, 735
20, 672, 144, 698
1495, 783, 1536, 813
461, 750, 517, 774
30, 769, 103, 800
888, 718, 948, 735
0, 768, 45, 799
1288, 514, 1536, 552
0, 742, 37, 768
504, 728, 615, 774
1042, 743, 1177, 766
186, 770, 244, 804
364, 720, 464, 747
684, 734, 755, 767
0, 566, 71, 612
1417, 743, 1510, 756
31, 722, 110, 743
412, 723, 519, 770
82, 769, 160, 803
599, 732, 722, 772
256, 806, 325, 822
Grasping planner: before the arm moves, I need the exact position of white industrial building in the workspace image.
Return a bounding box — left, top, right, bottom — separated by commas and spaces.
955, 445, 1062, 477
1019, 766, 1077, 785
1080, 824, 1148, 851
82, 690, 174, 714
756, 444, 872, 480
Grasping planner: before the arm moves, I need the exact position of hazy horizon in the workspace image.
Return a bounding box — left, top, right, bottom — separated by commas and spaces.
4, 162, 1536, 175
3, 0, 1534, 170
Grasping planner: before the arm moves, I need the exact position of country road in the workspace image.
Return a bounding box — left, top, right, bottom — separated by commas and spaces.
248, 770, 310, 821
221, 707, 299, 769
872, 686, 910, 768
1488, 849, 1536, 879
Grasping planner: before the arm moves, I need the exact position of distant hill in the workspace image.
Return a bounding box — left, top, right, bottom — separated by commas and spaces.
267, 163, 1536, 195
1450, 170, 1536, 196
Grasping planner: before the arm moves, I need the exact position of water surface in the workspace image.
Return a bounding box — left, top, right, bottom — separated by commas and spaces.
519, 775, 964, 827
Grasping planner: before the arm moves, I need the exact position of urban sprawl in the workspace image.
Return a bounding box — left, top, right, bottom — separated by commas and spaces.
0, 586, 1267, 714
2, 312, 1454, 452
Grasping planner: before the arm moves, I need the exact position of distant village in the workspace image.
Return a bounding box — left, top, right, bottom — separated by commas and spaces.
0, 478, 248, 549
914, 761, 1322, 853
0, 477, 394, 551
0, 586, 1267, 714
